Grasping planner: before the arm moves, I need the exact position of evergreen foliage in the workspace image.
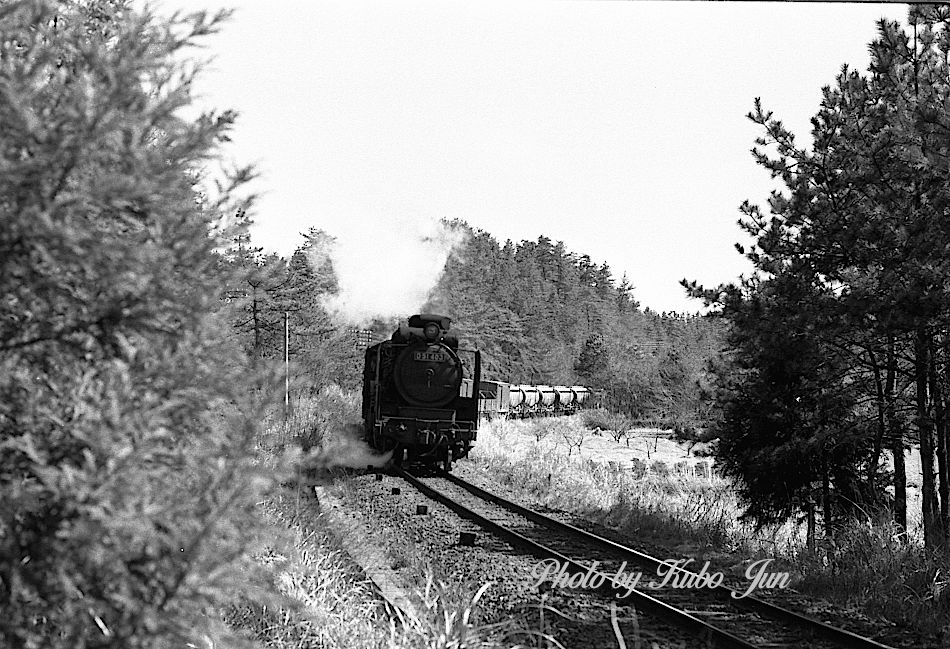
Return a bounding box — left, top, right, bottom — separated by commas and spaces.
1, 2, 269, 646
230, 216, 724, 426
688, 6, 950, 547
218, 226, 363, 391
255, 221, 723, 423
426, 223, 724, 419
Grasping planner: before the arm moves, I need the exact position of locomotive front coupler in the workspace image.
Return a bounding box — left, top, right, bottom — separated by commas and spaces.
415, 432, 450, 457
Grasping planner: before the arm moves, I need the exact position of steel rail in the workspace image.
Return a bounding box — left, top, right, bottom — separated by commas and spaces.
438, 469, 896, 649
394, 467, 759, 649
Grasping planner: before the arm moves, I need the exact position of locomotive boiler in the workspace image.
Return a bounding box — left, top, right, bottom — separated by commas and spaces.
362, 314, 480, 471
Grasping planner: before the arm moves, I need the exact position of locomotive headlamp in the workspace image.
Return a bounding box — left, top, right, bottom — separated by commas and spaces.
423, 322, 440, 341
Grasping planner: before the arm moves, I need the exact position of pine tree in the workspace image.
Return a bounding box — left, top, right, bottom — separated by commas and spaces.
278, 229, 362, 391
576, 333, 610, 383
686, 8, 950, 546
220, 225, 288, 359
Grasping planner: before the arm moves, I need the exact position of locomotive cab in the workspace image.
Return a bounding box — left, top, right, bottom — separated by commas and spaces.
362, 314, 480, 471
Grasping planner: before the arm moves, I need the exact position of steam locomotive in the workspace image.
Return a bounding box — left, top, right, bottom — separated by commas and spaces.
362, 314, 593, 470
362, 314, 479, 471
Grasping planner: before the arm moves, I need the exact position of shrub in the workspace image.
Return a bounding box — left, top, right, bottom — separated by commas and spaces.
582, 408, 634, 444
694, 461, 711, 478
792, 512, 950, 636
0, 4, 268, 647
558, 419, 587, 456
526, 416, 563, 443
650, 460, 670, 476
628, 458, 647, 479
581, 407, 614, 430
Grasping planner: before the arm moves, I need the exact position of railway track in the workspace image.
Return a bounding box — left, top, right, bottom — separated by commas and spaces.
393, 466, 897, 649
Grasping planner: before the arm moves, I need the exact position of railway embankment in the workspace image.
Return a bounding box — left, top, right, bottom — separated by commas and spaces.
227, 393, 527, 649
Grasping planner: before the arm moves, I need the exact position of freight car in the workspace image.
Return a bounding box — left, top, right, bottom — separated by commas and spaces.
463, 380, 592, 418
464, 379, 510, 419
362, 314, 480, 471
505, 383, 591, 417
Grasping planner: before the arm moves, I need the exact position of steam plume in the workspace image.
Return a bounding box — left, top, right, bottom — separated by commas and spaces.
308, 217, 467, 326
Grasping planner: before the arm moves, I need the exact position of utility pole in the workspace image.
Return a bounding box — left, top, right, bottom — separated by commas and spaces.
284, 311, 290, 419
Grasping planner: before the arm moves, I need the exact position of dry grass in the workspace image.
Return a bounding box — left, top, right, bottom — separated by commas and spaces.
237, 392, 950, 648
227, 388, 543, 649
255, 386, 362, 457
224, 489, 390, 648
226, 488, 524, 649
791, 514, 950, 636
472, 417, 799, 553
471, 416, 950, 641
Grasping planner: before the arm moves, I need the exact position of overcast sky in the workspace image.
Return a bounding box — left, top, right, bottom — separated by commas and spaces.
154, 1, 908, 314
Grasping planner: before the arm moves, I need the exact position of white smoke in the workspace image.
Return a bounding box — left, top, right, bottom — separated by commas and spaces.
305, 423, 393, 470
310, 217, 468, 326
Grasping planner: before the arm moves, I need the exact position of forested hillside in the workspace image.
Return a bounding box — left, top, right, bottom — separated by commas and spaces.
424, 222, 724, 429
221, 219, 725, 430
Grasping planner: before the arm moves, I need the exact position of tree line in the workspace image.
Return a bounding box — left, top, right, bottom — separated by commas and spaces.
425, 224, 724, 432
688, 6, 950, 550
221, 219, 725, 432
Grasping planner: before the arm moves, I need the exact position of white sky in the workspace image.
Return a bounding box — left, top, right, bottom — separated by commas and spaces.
153, 1, 908, 314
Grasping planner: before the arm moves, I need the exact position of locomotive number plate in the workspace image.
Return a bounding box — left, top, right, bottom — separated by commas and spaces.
413, 351, 447, 362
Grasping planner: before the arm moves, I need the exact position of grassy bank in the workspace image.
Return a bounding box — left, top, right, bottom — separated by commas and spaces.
470, 416, 950, 641
227, 487, 513, 649
226, 389, 519, 649
471, 417, 791, 553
